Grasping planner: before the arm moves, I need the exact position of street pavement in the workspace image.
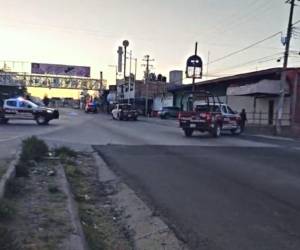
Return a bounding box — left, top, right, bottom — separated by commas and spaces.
1, 109, 300, 249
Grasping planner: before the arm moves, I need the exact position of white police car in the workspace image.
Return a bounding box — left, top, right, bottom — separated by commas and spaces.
0, 97, 59, 125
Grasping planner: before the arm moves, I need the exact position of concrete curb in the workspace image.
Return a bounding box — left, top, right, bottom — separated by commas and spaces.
58, 164, 89, 250
93, 151, 189, 250
0, 149, 21, 199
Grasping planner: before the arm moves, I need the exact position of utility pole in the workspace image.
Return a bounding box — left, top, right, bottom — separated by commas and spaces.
276, 0, 297, 134
142, 55, 154, 116
134, 58, 137, 105
128, 51, 132, 104
206, 51, 210, 79
192, 42, 198, 92
100, 71, 103, 90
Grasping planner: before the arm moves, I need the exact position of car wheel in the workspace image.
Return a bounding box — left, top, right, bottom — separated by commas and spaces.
212, 124, 221, 137
36, 115, 47, 125
184, 129, 194, 137
231, 126, 241, 135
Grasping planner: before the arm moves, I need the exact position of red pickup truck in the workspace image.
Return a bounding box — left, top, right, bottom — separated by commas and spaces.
178, 93, 241, 137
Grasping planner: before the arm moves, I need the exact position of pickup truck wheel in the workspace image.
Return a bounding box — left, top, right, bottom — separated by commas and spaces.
184, 129, 193, 137
231, 126, 241, 135
212, 124, 221, 137
36, 115, 48, 125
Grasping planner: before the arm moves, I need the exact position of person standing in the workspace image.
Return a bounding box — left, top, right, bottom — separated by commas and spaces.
240, 109, 247, 132
43, 95, 50, 107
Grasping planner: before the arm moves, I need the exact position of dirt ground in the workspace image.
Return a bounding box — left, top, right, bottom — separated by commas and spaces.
0, 148, 133, 250
0, 159, 74, 250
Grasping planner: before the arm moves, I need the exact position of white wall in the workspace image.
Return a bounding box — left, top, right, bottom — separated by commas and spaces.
153, 94, 173, 111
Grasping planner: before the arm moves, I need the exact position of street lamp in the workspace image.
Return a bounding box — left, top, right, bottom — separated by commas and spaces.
122, 40, 129, 80
122, 40, 129, 103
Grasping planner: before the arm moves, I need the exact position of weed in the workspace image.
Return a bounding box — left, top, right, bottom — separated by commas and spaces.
54, 147, 77, 158
20, 136, 49, 163
64, 164, 83, 178
48, 184, 60, 194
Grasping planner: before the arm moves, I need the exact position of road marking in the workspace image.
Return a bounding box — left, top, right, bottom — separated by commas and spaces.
0, 136, 21, 142
249, 134, 295, 141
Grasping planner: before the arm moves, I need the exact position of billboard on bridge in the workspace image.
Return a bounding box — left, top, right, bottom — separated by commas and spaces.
31, 63, 91, 77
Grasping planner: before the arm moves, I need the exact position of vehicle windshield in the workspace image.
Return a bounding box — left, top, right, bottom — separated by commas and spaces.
25, 100, 39, 108
120, 104, 132, 110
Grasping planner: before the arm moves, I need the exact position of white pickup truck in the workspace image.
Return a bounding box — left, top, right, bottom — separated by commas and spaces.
111, 104, 138, 121
0, 97, 59, 125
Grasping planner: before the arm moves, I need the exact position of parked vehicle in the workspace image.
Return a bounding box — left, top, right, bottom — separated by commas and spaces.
178, 91, 241, 137
112, 104, 138, 121
85, 101, 98, 113
0, 97, 59, 125
158, 106, 180, 119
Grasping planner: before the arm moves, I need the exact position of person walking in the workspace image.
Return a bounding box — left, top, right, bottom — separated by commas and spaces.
240, 109, 247, 132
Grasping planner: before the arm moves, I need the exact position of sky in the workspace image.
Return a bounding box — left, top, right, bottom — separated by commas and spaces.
0, 0, 300, 85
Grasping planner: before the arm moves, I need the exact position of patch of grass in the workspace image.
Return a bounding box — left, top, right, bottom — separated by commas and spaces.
0, 227, 20, 250
54, 146, 77, 158
0, 199, 16, 220
64, 164, 83, 178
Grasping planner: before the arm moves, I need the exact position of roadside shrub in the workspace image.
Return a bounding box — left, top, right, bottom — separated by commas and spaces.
54, 146, 77, 158
15, 162, 29, 177
20, 136, 49, 163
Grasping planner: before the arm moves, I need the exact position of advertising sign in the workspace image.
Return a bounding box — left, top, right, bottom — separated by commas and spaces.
31, 63, 90, 77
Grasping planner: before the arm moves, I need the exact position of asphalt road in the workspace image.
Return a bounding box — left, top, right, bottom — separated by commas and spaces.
1, 109, 300, 249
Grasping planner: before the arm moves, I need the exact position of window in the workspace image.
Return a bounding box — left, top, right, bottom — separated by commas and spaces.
221, 105, 228, 114
19, 101, 27, 108
227, 106, 235, 114
6, 101, 17, 107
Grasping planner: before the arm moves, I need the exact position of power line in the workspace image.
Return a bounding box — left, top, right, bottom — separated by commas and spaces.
206, 18, 300, 67
207, 32, 282, 65
211, 52, 284, 74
